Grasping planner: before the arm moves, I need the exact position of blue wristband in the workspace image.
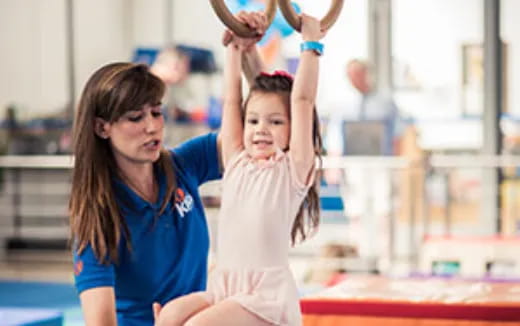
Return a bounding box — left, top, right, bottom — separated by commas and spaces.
300, 41, 324, 56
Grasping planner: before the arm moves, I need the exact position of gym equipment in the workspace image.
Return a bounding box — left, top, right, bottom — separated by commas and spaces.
209, 0, 277, 37
278, 0, 344, 32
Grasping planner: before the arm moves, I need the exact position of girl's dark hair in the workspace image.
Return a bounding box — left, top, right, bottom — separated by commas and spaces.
244, 73, 322, 245
69, 62, 176, 264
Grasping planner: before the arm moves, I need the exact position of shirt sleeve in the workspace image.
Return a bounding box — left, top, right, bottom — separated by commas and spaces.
73, 244, 115, 294
172, 132, 222, 185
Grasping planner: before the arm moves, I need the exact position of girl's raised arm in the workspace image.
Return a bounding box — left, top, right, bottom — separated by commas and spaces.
290, 14, 325, 182
220, 11, 266, 168
221, 40, 244, 168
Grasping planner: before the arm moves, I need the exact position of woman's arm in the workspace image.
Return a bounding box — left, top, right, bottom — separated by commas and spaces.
242, 45, 264, 86
80, 287, 117, 326
290, 14, 325, 182
221, 12, 265, 87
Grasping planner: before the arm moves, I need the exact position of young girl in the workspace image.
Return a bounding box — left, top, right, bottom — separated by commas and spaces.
154, 12, 325, 326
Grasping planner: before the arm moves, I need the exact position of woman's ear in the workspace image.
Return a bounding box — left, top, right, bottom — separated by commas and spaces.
94, 118, 110, 139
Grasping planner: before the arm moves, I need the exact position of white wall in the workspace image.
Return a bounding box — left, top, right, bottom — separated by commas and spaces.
393, 0, 520, 118
393, 0, 483, 119
172, 0, 223, 52
502, 0, 520, 115
132, 0, 168, 47
0, 0, 162, 119
294, 0, 369, 116
0, 0, 369, 119
73, 0, 134, 102
0, 0, 68, 119
1, 0, 518, 120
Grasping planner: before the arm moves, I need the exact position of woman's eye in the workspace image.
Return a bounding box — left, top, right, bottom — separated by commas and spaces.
152, 111, 163, 118
128, 115, 142, 122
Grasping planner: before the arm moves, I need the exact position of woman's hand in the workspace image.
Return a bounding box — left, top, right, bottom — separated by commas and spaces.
301, 14, 326, 42
153, 302, 162, 322
222, 11, 267, 51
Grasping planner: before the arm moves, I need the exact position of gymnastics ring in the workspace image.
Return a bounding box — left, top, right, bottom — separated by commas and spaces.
209, 0, 277, 38
278, 0, 344, 32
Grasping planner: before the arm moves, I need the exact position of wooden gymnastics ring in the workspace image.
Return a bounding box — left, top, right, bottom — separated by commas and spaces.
278, 0, 344, 32
209, 0, 277, 38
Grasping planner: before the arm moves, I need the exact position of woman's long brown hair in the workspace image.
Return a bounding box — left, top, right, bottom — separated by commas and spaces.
244, 74, 322, 245
69, 63, 176, 264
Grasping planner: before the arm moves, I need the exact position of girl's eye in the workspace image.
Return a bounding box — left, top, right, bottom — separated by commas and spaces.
247, 119, 258, 124
272, 120, 284, 125
152, 110, 163, 118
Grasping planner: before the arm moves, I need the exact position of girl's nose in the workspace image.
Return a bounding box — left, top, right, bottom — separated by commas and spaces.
255, 124, 269, 135
256, 120, 268, 134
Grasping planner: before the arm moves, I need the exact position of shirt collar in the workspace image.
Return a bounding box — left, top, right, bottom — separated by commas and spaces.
112, 164, 168, 211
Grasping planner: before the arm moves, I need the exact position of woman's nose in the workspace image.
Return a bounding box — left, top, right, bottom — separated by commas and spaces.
144, 114, 161, 133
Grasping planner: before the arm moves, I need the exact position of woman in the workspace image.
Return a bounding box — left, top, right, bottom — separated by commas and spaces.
69, 62, 221, 326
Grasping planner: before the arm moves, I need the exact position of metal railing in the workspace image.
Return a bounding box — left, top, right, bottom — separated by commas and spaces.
1, 154, 519, 274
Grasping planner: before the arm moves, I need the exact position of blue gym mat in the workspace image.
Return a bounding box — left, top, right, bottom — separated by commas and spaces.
0, 280, 83, 325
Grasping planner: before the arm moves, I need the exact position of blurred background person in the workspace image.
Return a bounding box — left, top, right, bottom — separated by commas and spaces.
345, 59, 400, 154
325, 59, 401, 162
150, 47, 191, 122
323, 59, 403, 269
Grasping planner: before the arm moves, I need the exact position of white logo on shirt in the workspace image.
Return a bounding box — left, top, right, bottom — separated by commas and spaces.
174, 188, 194, 218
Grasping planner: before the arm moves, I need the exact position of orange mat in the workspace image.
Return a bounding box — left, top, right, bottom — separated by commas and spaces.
300, 276, 520, 326
303, 315, 520, 326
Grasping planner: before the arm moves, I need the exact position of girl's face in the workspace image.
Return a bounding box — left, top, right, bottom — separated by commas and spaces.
244, 92, 290, 160
97, 103, 164, 166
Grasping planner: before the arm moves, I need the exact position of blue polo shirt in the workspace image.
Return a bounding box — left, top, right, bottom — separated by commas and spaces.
73, 133, 220, 326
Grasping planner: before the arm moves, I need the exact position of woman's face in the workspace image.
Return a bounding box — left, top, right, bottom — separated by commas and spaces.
98, 103, 164, 166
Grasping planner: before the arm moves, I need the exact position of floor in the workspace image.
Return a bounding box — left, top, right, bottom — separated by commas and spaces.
0, 249, 82, 326
0, 254, 72, 283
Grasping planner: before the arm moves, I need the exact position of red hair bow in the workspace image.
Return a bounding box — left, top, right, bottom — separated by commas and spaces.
260, 70, 294, 81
